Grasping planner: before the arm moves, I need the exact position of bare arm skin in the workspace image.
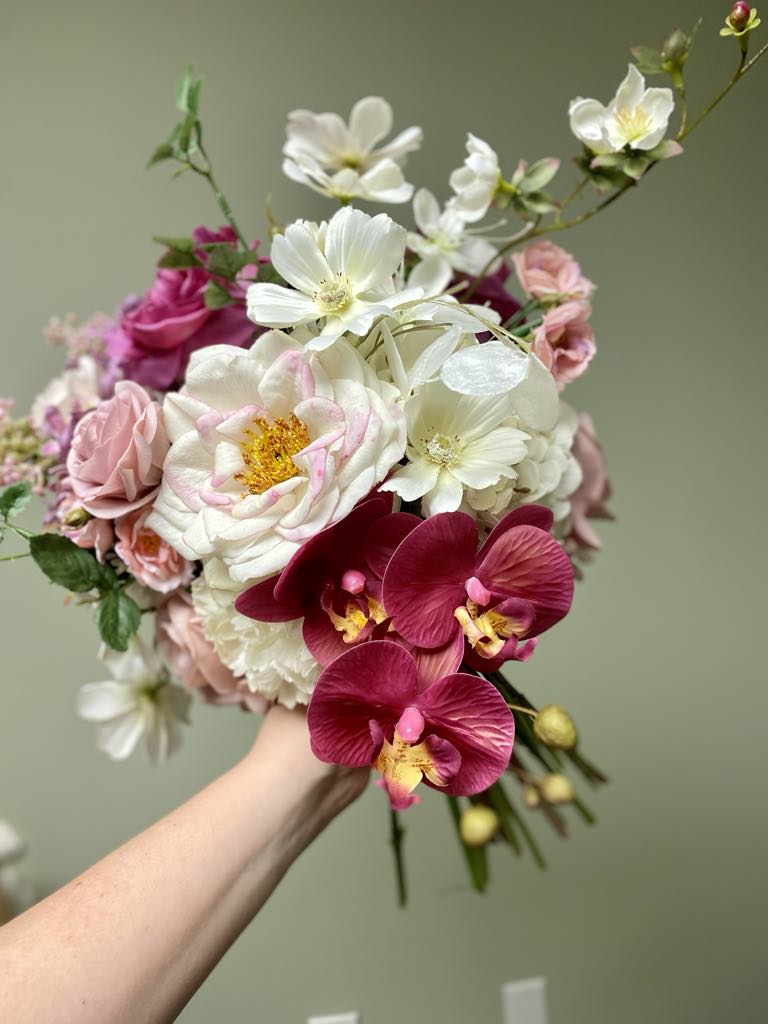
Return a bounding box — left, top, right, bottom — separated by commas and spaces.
0, 706, 367, 1024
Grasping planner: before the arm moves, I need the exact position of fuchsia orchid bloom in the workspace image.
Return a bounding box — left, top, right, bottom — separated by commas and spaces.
236, 493, 464, 673
382, 504, 574, 671
308, 640, 514, 810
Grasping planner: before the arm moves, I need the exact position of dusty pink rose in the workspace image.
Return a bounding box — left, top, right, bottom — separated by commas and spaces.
107, 226, 257, 390
114, 507, 193, 593
533, 300, 596, 390
568, 413, 613, 551
56, 484, 114, 562
156, 592, 266, 713
66, 381, 169, 519
512, 241, 594, 303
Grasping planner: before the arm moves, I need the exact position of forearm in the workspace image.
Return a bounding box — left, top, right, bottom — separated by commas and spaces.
0, 709, 364, 1024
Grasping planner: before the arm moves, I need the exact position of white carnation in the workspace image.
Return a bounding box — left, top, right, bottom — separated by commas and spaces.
192, 571, 321, 710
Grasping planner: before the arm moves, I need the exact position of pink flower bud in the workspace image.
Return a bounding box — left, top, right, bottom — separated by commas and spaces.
396, 706, 425, 743
731, 1, 752, 28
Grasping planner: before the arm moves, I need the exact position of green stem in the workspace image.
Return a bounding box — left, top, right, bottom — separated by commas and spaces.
557, 174, 589, 216
7, 523, 34, 540
678, 42, 767, 140
189, 145, 248, 249
0, 550, 31, 562
674, 76, 688, 138
389, 808, 408, 908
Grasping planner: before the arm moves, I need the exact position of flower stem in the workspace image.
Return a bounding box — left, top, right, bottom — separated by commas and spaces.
189, 144, 248, 249
0, 550, 31, 562
389, 808, 408, 908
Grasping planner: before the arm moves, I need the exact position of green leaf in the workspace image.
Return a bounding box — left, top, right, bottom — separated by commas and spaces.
146, 142, 175, 168
486, 783, 522, 856
175, 66, 202, 116
203, 280, 233, 309
153, 235, 196, 252
447, 796, 488, 892
0, 481, 32, 520
29, 533, 115, 593
519, 193, 559, 215
157, 249, 203, 270
519, 157, 560, 193
203, 244, 254, 281
97, 590, 141, 652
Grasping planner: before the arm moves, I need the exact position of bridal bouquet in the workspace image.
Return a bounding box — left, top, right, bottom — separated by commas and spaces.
1, 5, 762, 898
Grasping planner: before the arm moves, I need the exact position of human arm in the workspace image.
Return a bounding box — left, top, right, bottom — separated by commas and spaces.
0, 705, 367, 1024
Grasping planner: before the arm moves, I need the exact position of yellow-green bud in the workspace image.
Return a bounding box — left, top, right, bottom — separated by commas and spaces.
62, 507, 91, 528
459, 804, 499, 846
540, 773, 575, 804
533, 704, 578, 750
522, 783, 541, 808
661, 28, 688, 65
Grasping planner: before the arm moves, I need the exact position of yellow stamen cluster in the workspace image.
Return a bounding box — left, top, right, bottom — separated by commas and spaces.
376, 730, 448, 801
327, 593, 388, 644
235, 414, 310, 496
314, 273, 352, 314
615, 105, 653, 145
454, 600, 527, 658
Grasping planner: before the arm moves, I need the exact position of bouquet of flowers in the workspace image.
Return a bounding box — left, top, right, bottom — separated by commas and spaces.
1, 4, 762, 900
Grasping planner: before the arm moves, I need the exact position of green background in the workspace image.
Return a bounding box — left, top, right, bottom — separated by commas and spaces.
1, 1, 766, 1021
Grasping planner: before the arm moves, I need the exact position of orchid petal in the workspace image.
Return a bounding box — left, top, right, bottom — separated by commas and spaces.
364, 511, 421, 580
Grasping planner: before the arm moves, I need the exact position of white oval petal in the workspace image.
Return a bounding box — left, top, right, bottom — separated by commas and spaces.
440, 340, 529, 396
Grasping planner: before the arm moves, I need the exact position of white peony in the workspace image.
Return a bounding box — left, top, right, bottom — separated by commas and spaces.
246, 207, 418, 351
448, 134, 501, 223
77, 638, 191, 764
192, 568, 320, 709
569, 64, 674, 155
283, 96, 421, 204
147, 330, 405, 584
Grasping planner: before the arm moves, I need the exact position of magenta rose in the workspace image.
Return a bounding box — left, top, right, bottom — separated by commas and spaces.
66, 380, 168, 518
533, 300, 596, 390
114, 507, 193, 594
568, 413, 613, 552
108, 226, 257, 390
156, 593, 267, 713
512, 241, 595, 303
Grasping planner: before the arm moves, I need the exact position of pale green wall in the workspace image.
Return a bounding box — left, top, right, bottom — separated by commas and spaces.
1, 1, 766, 1021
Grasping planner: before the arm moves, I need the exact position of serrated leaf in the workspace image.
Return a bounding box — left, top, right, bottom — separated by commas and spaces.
0, 481, 32, 520
97, 590, 141, 652
204, 243, 246, 280
204, 280, 233, 309
29, 533, 115, 593
157, 249, 203, 270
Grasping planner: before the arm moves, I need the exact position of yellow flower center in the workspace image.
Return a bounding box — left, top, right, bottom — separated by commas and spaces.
234, 414, 310, 496
423, 431, 461, 467
375, 729, 449, 802
454, 599, 529, 658
137, 530, 162, 557
327, 593, 388, 643
615, 105, 653, 145
314, 273, 353, 314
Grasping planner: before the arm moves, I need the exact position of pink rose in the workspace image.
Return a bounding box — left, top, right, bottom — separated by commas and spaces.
512, 241, 594, 303
156, 592, 266, 713
66, 380, 169, 518
114, 507, 193, 594
568, 413, 613, 551
533, 300, 596, 390
107, 226, 257, 390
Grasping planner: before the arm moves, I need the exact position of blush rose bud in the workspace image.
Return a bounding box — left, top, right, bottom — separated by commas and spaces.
540, 773, 576, 805
459, 805, 500, 846
533, 704, 578, 750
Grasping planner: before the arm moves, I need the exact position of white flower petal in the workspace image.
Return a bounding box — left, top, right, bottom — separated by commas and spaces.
441, 340, 529, 396
568, 97, 611, 153
611, 64, 646, 115
349, 96, 393, 151
325, 207, 406, 291
270, 222, 332, 293
246, 283, 318, 328
379, 457, 439, 501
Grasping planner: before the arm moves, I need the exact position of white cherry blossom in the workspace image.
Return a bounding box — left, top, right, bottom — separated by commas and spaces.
569, 64, 674, 154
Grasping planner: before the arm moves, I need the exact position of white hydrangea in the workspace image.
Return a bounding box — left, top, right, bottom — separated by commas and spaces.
192, 567, 321, 709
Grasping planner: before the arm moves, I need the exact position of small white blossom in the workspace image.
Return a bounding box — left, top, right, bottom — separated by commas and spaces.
569, 65, 674, 154
408, 189, 498, 295
448, 134, 500, 223
283, 96, 421, 204
77, 639, 191, 764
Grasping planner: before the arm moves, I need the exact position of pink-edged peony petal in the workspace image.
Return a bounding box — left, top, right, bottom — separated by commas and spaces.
483, 503, 554, 551
415, 672, 514, 796
476, 525, 573, 633
307, 641, 419, 766
383, 511, 477, 647
364, 511, 421, 580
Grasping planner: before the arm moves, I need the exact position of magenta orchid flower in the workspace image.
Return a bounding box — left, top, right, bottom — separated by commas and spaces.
307, 640, 514, 809
235, 493, 463, 679
382, 505, 574, 671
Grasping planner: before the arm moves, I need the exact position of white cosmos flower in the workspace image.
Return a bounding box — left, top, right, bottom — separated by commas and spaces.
246, 207, 417, 352
283, 96, 421, 203
379, 380, 529, 515
569, 64, 674, 154
147, 331, 405, 584
77, 639, 191, 764
192, 567, 320, 709
448, 134, 501, 223
408, 189, 498, 294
